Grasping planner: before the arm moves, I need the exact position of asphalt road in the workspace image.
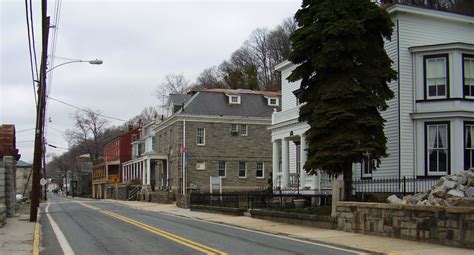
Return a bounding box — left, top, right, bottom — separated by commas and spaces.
40, 194, 362, 255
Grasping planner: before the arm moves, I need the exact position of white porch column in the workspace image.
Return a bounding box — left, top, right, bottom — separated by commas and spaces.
272, 140, 280, 189
311, 170, 320, 190
281, 138, 290, 188
300, 135, 307, 189
141, 161, 146, 185
146, 159, 151, 185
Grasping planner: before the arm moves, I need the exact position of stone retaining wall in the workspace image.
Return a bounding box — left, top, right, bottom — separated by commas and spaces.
0, 205, 5, 227
190, 205, 246, 216
150, 191, 172, 204
337, 201, 474, 248
250, 210, 335, 229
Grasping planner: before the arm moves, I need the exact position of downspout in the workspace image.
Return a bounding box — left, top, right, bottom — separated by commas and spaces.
182, 118, 186, 195
397, 19, 401, 180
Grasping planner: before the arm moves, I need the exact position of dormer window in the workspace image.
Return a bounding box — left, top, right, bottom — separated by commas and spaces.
229, 95, 241, 104
267, 97, 279, 106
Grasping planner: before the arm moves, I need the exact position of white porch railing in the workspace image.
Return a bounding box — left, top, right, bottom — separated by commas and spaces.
272, 106, 300, 125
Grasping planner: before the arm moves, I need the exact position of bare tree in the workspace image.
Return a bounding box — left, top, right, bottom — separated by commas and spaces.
193, 66, 227, 90
155, 73, 190, 97
126, 106, 158, 126
65, 109, 108, 164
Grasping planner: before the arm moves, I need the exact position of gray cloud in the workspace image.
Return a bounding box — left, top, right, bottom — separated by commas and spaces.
1, 0, 300, 162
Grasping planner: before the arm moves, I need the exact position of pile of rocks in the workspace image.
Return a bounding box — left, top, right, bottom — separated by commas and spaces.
387, 169, 474, 206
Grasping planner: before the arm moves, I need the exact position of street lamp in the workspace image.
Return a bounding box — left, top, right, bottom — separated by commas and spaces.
46, 59, 103, 73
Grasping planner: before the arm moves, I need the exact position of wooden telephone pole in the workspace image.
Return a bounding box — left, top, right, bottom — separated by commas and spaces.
30, 0, 49, 222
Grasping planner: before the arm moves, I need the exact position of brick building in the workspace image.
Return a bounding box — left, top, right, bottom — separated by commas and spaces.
92, 126, 139, 198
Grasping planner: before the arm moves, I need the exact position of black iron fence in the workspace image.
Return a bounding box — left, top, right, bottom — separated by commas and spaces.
190, 193, 244, 208
353, 176, 439, 201
190, 190, 332, 210
248, 192, 332, 210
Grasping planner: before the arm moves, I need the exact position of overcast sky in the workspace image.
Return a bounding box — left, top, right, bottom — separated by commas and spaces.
0, 0, 300, 163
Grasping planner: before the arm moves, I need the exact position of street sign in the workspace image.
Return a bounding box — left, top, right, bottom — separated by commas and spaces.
40, 178, 47, 186
111, 176, 119, 184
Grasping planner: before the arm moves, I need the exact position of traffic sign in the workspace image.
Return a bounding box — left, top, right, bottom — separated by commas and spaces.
40, 178, 47, 186
111, 176, 119, 184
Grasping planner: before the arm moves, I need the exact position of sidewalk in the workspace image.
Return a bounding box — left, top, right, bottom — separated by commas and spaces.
0, 203, 35, 255
105, 199, 472, 255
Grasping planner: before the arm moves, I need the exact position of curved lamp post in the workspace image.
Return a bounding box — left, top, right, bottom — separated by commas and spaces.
47, 59, 103, 73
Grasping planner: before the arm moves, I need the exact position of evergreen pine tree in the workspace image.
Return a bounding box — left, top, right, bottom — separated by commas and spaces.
288, 0, 397, 199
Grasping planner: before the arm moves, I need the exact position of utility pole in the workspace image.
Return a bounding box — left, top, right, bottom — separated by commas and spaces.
30, 0, 49, 222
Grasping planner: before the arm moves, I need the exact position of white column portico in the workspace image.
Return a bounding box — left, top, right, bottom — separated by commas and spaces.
299, 135, 307, 189
272, 140, 280, 188
146, 159, 151, 185
281, 138, 290, 188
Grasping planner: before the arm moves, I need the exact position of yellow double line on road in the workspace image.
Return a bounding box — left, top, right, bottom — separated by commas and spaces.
77, 201, 227, 255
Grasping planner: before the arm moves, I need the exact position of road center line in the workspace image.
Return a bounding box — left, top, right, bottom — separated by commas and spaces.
75, 201, 227, 255
45, 200, 75, 255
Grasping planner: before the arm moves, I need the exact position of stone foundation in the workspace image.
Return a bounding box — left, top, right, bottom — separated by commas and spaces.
337, 201, 474, 248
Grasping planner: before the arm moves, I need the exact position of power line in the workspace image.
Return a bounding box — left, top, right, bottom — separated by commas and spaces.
16, 128, 36, 133
47, 96, 127, 122
24, 0, 38, 106
47, 125, 67, 134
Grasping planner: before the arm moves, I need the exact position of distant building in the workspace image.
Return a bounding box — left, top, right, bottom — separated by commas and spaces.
75, 154, 92, 197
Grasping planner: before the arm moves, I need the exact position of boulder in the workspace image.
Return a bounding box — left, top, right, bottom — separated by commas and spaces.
432, 185, 447, 198
437, 176, 447, 186
387, 194, 403, 204
444, 180, 457, 190
447, 189, 465, 198
465, 187, 474, 197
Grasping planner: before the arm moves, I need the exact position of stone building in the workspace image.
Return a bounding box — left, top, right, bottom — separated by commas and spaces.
145, 89, 280, 205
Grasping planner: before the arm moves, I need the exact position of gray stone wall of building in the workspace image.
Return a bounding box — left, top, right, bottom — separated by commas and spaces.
155, 119, 272, 196
3, 156, 15, 216
0, 161, 6, 227
337, 201, 474, 249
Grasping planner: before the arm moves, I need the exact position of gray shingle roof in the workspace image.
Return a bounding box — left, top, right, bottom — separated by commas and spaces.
179, 90, 280, 118
167, 94, 191, 106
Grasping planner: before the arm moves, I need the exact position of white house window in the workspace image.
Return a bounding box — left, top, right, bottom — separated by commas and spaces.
229, 95, 241, 104
240, 124, 248, 136
196, 128, 205, 145
231, 124, 239, 134
464, 123, 474, 170
218, 161, 226, 177
361, 159, 373, 178
151, 136, 156, 151
464, 55, 474, 98
425, 55, 448, 99
238, 161, 247, 178
426, 123, 449, 174
256, 162, 264, 178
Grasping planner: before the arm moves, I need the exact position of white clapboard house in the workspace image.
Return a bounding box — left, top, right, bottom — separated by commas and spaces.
270, 4, 474, 195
